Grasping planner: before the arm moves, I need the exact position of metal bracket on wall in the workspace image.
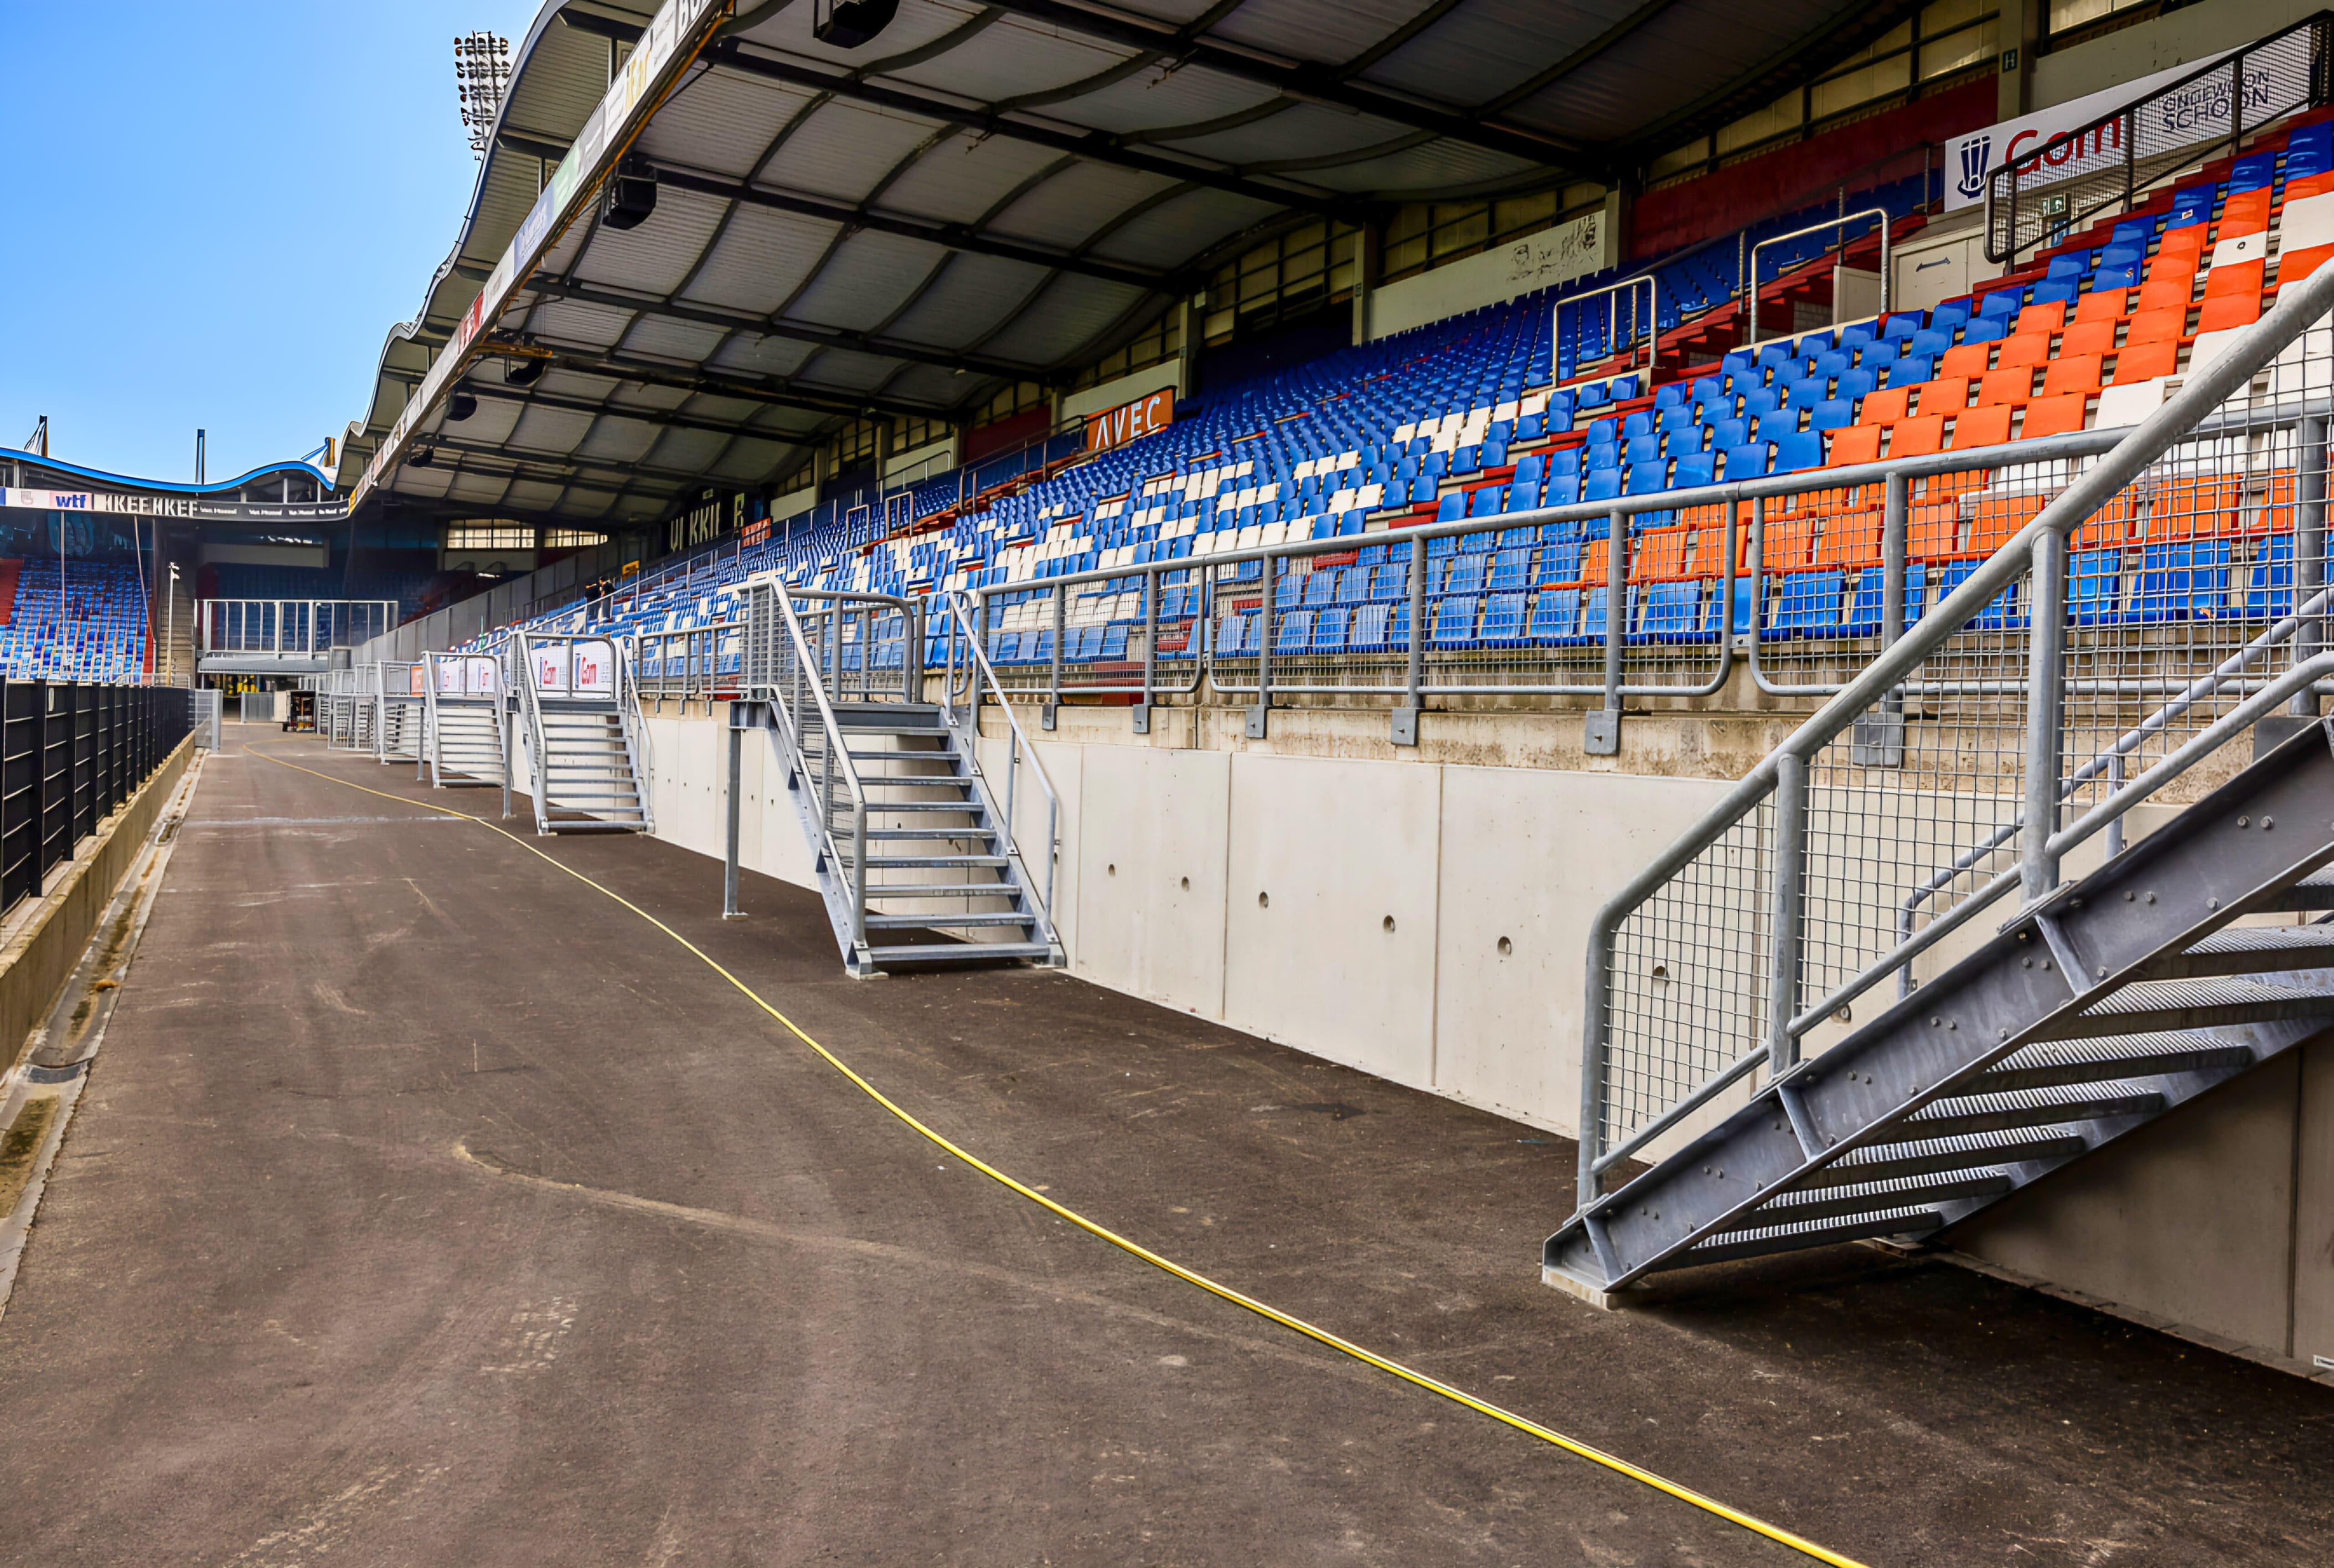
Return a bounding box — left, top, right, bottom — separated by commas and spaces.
1130, 702, 1151, 736
1390, 706, 1419, 747
1584, 708, 1620, 756
1246, 703, 1269, 740
1041, 703, 1058, 732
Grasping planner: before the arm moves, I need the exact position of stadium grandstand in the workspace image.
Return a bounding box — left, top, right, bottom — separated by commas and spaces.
16, 1, 2334, 1563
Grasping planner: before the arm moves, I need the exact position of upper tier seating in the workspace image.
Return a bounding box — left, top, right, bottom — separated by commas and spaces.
0, 560, 150, 682
488, 114, 2334, 667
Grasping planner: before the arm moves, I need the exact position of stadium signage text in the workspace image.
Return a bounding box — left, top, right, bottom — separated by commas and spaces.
1945, 45, 2261, 211
1085, 388, 1175, 454
0, 487, 348, 523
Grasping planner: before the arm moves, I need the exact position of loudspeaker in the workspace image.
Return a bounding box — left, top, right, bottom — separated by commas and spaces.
601, 158, 657, 231
447, 391, 479, 422
813, 0, 899, 48
505, 356, 544, 387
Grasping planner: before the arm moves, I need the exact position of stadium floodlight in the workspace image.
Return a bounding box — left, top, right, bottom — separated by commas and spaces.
813, 0, 899, 48
454, 32, 513, 160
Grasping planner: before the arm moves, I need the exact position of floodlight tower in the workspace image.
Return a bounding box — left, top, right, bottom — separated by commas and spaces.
454, 32, 512, 160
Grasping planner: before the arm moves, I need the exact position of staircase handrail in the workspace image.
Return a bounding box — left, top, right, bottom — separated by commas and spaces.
935, 588, 1063, 934
1574, 255, 2334, 1212
744, 580, 877, 954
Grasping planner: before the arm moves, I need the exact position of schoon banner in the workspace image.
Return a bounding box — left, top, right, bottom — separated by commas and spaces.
1943, 49, 2243, 211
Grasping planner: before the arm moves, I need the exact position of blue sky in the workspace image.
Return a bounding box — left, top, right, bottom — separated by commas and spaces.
0, 0, 545, 484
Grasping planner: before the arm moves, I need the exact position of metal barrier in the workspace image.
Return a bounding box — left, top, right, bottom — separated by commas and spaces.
375, 661, 425, 768
934, 591, 1061, 921
1554, 274, 1659, 383
198, 599, 399, 659
1986, 15, 2329, 263
1744, 208, 1893, 349
421, 648, 509, 789
630, 621, 743, 702
0, 683, 192, 916
513, 630, 654, 834
1570, 236, 2334, 1207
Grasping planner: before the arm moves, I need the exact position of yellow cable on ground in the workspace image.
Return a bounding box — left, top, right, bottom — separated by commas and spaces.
244, 743, 1869, 1568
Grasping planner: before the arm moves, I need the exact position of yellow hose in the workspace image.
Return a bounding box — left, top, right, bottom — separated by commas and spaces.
245, 743, 1871, 1568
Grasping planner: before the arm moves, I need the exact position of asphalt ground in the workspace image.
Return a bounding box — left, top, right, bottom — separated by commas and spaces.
0, 727, 2329, 1566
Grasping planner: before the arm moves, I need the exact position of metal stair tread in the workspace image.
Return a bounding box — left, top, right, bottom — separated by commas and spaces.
1975, 1033, 2257, 1092
1807, 1129, 2092, 1187
863, 913, 1032, 929
860, 854, 1010, 867
1721, 1171, 2011, 1232
1888, 1084, 2164, 1140
862, 883, 1019, 898
862, 941, 1053, 964
1680, 1206, 1944, 1267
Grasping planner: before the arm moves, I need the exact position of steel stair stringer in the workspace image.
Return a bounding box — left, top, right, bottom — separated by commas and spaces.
1546, 717, 2334, 1295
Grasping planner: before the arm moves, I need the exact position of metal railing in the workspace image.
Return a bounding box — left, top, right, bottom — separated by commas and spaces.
198, 599, 398, 657
1555, 274, 1660, 383
0, 683, 191, 916
1744, 208, 1892, 350
629, 620, 743, 702
1572, 242, 2334, 1208
740, 580, 881, 954
513, 629, 656, 833
935, 590, 1062, 926
1986, 13, 2330, 263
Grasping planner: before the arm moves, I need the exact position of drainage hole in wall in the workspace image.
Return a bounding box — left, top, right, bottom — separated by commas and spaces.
1382, 915, 1396, 933
1179, 876, 1190, 890
1497, 936, 1512, 956
1107, 863, 1116, 876
1258, 892, 1270, 908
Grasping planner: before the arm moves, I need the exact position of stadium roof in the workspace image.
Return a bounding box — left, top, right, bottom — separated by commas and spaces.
2, 448, 345, 526
343, 0, 1929, 525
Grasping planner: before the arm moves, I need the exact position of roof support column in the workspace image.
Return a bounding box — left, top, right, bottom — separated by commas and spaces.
1350, 224, 1380, 347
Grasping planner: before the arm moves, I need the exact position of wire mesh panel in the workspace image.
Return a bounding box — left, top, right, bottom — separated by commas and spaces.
1986, 20, 2326, 262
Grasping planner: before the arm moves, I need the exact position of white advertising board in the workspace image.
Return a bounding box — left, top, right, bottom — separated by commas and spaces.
1945, 48, 2246, 211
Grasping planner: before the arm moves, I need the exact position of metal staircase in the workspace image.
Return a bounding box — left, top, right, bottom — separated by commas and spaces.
515, 631, 653, 835
1547, 255, 2334, 1299
421, 650, 508, 788
731, 577, 1064, 976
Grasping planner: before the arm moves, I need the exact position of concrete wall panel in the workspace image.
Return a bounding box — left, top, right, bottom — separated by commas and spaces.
1073, 745, 1231, 1014
1221, 754, 1442, 1089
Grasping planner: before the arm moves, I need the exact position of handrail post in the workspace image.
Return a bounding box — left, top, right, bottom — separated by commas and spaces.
1855, 470, 1911, 768
1136, 563, 1157, 735
1586, 508, 1626, 755
723, 709, 744, 920
1397, 530, 1426, 745
1045, 581, 1064, 730
2294, 415, 2328, 718
1250, 548, 1274, 739
1765, 749, 1810, 1080
908, 598, 925, 707
2022, 525, 2070, 902
1577, 913, 1617, 1205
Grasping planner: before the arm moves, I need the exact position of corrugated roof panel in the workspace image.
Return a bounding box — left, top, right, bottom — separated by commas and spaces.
1085, 188, 1281, 267
503, 479, 567, 512
635, 67, 815, 179
790, 347, 913, 393
445, 472, 510, 505
769, 100, 943, 203
731, 0, 987, 64
677, 205, 843, 317
977, 274, 1146, 365
884, 15, 1128, 104
533, 366, 623, 402
709, 438, 794, 485
1155, 101, 1415, 165
1033, 59, 1280, 137
616, 315, 735, 364
705, 334, 821, 380
573, 185, 732, 298
1299, 139, 1537, 196
574, 415, 665, 465
529, 296, 638, 351
391, 465, 454, 499
879, 252, 1053, 348
880, 362, 979, 406
558, 487, 619, 519
1518, 0, 1819, 142
984, 161, 1177, 250
511, 405, 599, 454
868, 134, 1067, 228
449, 398, 525, 448
1207, 0, 1422, 64
641, 427, 732, 473
1354, 0, 1606, 108
781, 229, 953, 332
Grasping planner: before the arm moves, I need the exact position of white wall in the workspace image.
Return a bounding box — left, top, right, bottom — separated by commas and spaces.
1367, 201, 1619, 340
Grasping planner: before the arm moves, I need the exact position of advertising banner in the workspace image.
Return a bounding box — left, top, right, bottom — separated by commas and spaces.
573, 640, 615, 696
409, 665, 426, 696
1085, 387, 1175, 454
436, 657, 465, 695
467, 656, 501, 696
1944, 49, 2242, 211
534, 644, 571, 693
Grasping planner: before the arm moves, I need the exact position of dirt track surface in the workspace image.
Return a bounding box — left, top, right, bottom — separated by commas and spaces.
0, 729, 2328, 1566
